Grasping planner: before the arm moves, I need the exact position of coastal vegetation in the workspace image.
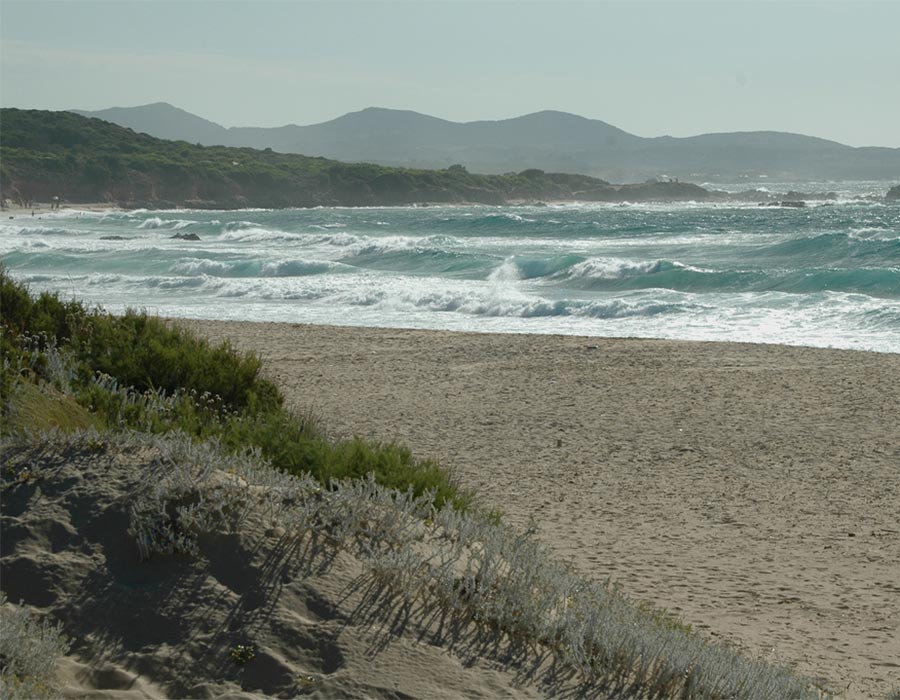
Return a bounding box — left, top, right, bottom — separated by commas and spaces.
0, 270, 831, 698
4, 427, 827, 699
0, 108, 709, 208
0, 593, 71, 700
0, 269, 467, 508
6, 109, 891, 210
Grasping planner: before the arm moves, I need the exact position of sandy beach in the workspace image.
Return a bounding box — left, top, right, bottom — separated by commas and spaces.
1, 201, 121, 220
177, 320, 900, 700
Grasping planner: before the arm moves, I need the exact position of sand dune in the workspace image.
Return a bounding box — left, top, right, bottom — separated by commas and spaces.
2, 435, 559, 699
4, 321, 898, 698
177, 321, 900, 700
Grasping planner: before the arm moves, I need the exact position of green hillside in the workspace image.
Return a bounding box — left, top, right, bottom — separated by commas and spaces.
0, 108, 709, 208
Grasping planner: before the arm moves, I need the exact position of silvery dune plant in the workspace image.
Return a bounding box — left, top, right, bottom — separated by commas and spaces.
4, 428, 828, 700
0, 594, 71, 700
117, 431, 824, 700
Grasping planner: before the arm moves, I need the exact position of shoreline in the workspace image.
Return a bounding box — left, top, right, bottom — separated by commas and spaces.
1, 201, 123, 217
2, 187, 894, 217
190, 317, 900, 355
178, 319, 900, 699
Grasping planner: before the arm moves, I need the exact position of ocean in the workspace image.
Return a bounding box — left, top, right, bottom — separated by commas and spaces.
3, 181, 899, 353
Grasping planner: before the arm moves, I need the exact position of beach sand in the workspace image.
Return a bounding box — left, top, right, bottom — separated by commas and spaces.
178, 320, 900, 700
1, 202, 119, 218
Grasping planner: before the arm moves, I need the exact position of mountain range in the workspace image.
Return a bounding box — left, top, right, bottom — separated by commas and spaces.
72, 103, 900, 182
4, 108, 723, 209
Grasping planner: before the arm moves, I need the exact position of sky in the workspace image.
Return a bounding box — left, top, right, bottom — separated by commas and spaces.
1, 0, 898, 148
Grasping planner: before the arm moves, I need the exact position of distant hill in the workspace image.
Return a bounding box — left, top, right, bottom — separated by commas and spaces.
73, 102, 229, 145
2, 108, 716, 209
72, 103, 900, 181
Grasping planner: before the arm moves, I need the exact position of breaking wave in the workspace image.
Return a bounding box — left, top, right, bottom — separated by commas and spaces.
4, 195, 899, 352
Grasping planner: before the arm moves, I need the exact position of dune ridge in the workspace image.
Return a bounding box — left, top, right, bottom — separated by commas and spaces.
4, 426, 824, 699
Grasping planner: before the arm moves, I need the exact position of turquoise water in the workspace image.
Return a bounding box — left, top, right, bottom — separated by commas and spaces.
3, 186, 899, 352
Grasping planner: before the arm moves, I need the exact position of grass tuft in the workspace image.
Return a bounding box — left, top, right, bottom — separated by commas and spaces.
3, 379, 97, 435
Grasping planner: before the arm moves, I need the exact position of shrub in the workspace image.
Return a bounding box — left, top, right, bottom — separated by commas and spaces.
0, 270, 468, 510
76, 373, 468, 510
229, 645, 256, 665
0, 594, 71, 700
74, 311, 281, 414
1, 269, 280, 416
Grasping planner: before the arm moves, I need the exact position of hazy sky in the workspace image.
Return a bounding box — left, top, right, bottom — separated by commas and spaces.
2, 0, 898, 147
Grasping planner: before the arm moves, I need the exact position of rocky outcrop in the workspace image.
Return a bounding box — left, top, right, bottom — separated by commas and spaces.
759, 200, 807, 208
887, 185, 900, 201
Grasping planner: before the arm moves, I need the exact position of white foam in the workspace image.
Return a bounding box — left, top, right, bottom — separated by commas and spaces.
170, 259, 236, 276
487, 258, 522, 283
561, 257, 699, 280
849, 227, 899, 241
137, 217, 166, 229
218, 227, 296, 243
